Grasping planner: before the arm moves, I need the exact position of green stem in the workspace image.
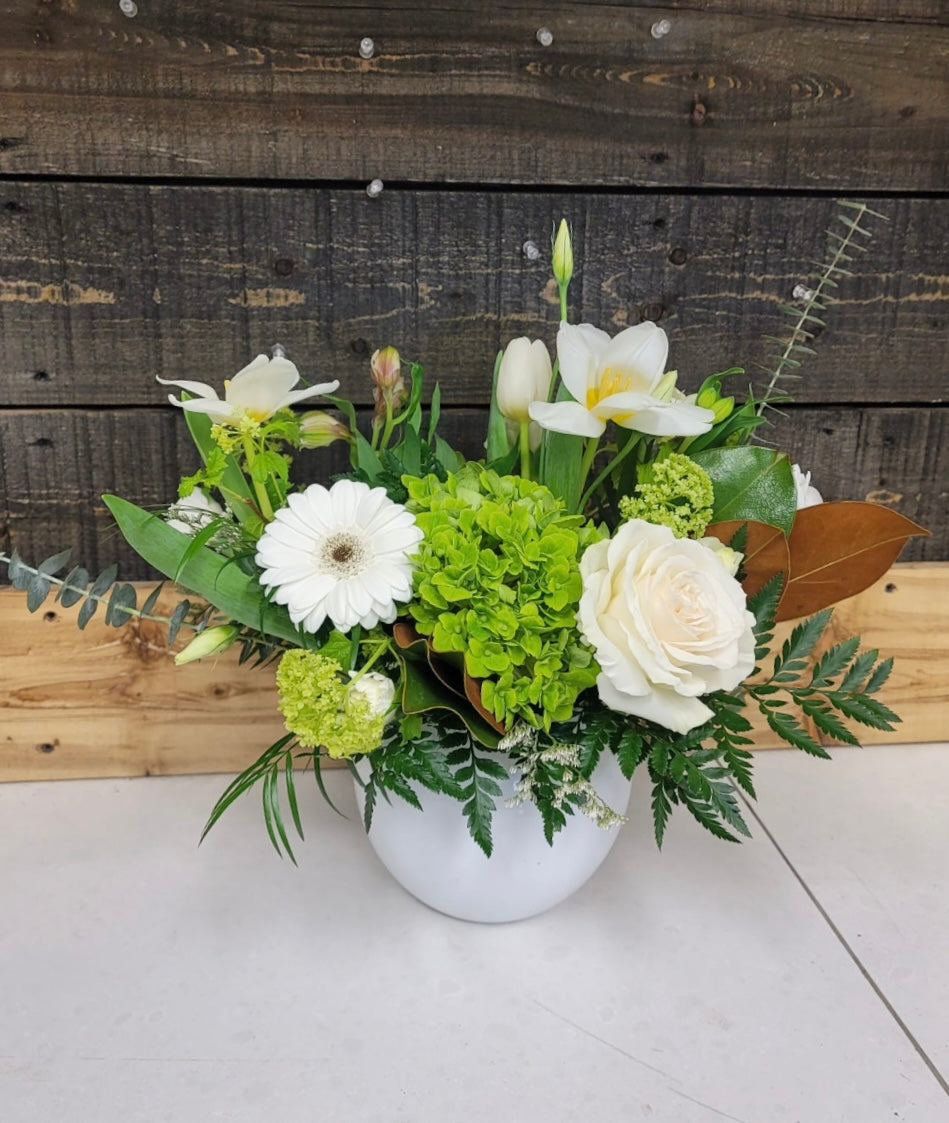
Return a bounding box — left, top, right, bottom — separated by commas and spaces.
558, 283, 568, 323
578, 433, 642, 513
242, 434, 274, 521
378, 400, 396, 452
518, 420, 532, 480
575, 437, 601, 511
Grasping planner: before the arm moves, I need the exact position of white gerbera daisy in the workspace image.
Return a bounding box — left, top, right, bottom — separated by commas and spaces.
255, 480, 423, 633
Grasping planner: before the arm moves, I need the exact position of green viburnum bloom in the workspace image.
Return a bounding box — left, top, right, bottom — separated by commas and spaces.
275, 650, 387, 758
405, 466, 603, 730
619, 452, 714, 539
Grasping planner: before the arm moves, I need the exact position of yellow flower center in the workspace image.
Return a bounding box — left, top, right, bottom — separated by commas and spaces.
586, 366, 633, 410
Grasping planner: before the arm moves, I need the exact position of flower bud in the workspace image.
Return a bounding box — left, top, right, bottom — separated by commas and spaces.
698, 537, 743, 578
552, 219, 574, 288
496, 338, 552, 423
174, 624, 239, 666
347, 671, 395, 719
652, 369, 681, 402
298, 411, 350, 449
370, 346, 402, 391
370, 345, 407, 418
711, 396, 735, 423
792, 464, 823, 509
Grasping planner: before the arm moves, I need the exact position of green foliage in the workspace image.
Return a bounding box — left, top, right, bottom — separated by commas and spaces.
756, 199, 887, 414
691, 447, 798, 535
200, 734, 306, 864
746, 608, 900, 759
1, 549, 194, 643
405, 465, 602, 729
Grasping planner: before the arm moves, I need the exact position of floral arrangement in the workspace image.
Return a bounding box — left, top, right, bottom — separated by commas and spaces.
2, 208, 926, 860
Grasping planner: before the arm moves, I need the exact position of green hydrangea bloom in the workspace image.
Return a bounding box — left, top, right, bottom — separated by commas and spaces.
275, 650, 385, 758
405, 465, 603, 731
619, 452, 714, 539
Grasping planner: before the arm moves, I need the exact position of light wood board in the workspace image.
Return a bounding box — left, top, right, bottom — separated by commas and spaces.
0, 563, 945, 782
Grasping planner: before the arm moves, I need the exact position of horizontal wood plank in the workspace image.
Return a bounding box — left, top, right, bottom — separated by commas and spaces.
1, 186, 946, 407
0, 564, 944, 782
0, 4, 945, 188
0, 406, 944, 576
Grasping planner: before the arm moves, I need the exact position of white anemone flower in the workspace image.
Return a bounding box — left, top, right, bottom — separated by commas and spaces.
528, 321, 714, 439
157, 355, 339, 426
255, 480, 423, 633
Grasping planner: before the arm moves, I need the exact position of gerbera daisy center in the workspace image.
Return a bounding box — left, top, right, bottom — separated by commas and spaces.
319, 530, 370, 577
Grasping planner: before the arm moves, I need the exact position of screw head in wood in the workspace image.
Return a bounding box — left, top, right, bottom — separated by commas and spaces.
651, 19, 672, 39
119, 0, 138, 16
359, 37, 375, 59
522, 239, 541, 261
366, 178, 384, 198
536, 27, 553, 47
271, 343, 287, 359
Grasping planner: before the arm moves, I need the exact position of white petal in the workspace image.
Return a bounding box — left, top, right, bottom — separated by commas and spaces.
615, 399, 714, 436
556, 322, 610, 404
155, 376, 220, 398
529, 399, 605, 438
226, 357, 298, 416
599, 322, 668, 386
278, 381, 341, 408
175, 399, 241, 424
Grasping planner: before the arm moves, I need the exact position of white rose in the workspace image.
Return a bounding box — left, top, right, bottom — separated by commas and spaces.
578, 520, 756, 734
791, 464, 823, 509
164, 488, 227, 536
347, 672, 396, 719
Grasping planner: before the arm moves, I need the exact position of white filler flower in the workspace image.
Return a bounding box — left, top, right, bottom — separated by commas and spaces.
158, 355, 339, 426
255, 480, 423, 633
164, 488, 227, 535
791, 464, 824, 509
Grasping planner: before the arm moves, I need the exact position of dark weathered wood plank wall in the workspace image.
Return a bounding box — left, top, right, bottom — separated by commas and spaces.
0, 1, 946, 576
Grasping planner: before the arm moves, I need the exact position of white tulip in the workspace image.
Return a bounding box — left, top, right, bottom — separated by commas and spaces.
158, 355, 339, 427
496, 338, 552, 423
529, 321, 714, 439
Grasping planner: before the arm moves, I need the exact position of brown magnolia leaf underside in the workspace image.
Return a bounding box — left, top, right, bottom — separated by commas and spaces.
777, 501, 929, 622
707, 519, 790, 600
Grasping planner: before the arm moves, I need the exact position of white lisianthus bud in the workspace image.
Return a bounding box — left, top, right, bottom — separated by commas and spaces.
347, 672, 396, 719
699, 536, 743, 578
174, 624, 239, 666
496, 338, 552, 423
792, 464, 823, 509
165, 488, 227, 536
551, 219, 574, 288
298, 411, 350, 449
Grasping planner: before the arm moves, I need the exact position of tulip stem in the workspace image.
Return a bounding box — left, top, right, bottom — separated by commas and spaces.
242, 435, 275, 522
575, 437, 600, 510
579, 433, 641, 514
518, 421, 532, 480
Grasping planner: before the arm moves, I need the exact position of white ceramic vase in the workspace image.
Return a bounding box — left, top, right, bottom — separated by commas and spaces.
353, 750, 632, 923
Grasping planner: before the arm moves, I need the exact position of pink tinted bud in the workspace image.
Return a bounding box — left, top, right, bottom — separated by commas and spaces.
370, 345, 407, 416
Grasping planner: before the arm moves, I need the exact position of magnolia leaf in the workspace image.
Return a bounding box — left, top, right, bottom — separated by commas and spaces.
102, 494, 305, 645
776, 501, 928, 622
693, 447, 797, 535
392, 622, 502, 748
706, 519, 790, 599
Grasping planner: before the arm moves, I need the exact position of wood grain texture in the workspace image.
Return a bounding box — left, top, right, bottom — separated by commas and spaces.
1, 185, 946, 407
1, 564, 944, 782
0, 3, 945, 188
0, 405, 944, 576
